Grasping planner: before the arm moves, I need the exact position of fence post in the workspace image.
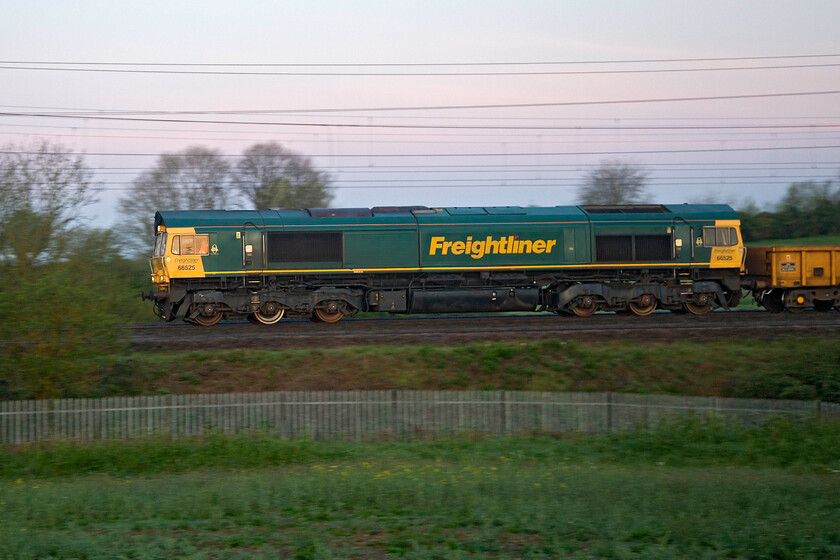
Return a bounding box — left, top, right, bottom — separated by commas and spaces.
606, 392, 613, 432
712, 397, 719, 424
499, 390, 506, 435
391, 389, 398, 437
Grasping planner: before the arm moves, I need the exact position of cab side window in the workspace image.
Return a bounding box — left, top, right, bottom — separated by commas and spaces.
170, 234, 210, 255
702, 227, 738, 247
153, 232, 167, 257
196, 235, 209, 255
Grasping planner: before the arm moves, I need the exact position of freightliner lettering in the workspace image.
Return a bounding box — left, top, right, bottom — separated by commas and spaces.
429, 235, 557, 259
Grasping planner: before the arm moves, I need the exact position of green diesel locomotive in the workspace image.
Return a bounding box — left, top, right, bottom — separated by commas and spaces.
145, 204, 745, 325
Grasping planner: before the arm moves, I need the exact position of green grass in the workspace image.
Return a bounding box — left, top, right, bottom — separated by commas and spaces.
3, 465, 837, 559
3, 417, 840, 479
2, 418, 839, 559
89, 336, 840, 402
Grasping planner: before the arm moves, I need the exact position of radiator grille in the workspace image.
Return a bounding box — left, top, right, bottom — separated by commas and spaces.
596, 234, 672, 262
635, 235, 672, 261
267, 231, 343, 262
596, 235, 633, 262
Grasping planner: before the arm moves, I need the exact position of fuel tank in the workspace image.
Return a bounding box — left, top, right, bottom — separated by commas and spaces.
408, 288, 539, 313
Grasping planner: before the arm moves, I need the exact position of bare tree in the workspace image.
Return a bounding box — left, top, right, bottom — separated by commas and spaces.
118, 146, 232, 255
577, 159, 648, 205
235, 142, 332, 209
0, 140, 98, 268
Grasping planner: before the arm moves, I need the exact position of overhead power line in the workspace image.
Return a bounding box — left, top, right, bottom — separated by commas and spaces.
3, 130, 837, 148
87, 174, 840, 185
3, 54, 839, 66
66, 161, 840, 173
2, 62, 840, 76
5, 105, 839, 120
3, 91, 840, 127
1, 53, 839, 76
2, 118, 837, 133
3, 144, 839, 159
23, 179, 833, 192
8, 110, 840, 124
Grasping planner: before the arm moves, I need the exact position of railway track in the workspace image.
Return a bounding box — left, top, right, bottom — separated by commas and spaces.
129, 310, 840, 350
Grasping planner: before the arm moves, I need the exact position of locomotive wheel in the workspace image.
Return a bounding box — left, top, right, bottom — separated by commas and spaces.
814, 300, 834, 313
314, 308, 344, 323
193, 310, 223, 326
628, 294, 657, 316
684, 302, 712, 315
253, 303, 285, 325
313, 300, 345, 323
787, 306, 805, 314
571, 296, 597, 318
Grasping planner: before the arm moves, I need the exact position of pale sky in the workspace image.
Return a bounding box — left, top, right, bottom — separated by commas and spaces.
1, 1, 839, 224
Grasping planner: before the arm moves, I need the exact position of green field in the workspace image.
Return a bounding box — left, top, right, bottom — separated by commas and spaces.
2, 418, 840, 559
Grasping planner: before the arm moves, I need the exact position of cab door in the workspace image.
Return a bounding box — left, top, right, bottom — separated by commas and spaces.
672, 219, 692, 264
241, 222, 264, 273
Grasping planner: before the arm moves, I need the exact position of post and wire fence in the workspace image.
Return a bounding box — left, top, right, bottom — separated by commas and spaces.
1, 391, 837, 445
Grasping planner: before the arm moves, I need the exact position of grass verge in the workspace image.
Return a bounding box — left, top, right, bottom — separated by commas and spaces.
94, 336, 840, 402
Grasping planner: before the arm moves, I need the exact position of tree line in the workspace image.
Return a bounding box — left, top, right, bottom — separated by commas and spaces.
738, 181, 840, 242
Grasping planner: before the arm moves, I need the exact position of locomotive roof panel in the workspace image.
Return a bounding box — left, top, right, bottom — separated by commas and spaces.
275, 208, 418, 227
663, 204, 739, 221
417, 206, 589, 224
580, 204, 737, 223
581, 205, 669, 214
155, 210, 270, 229
155, 204, 737, 230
